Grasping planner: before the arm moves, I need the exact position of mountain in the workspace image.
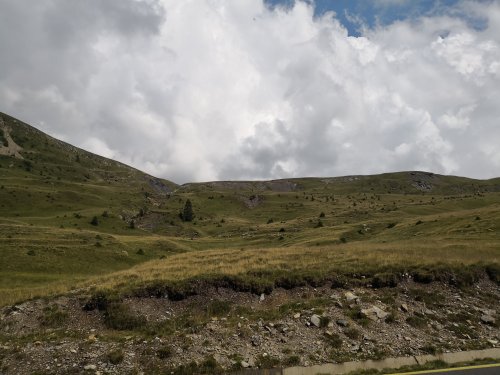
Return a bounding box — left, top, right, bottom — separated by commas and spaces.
0, 112, 499, 374
1, 112, 500, 301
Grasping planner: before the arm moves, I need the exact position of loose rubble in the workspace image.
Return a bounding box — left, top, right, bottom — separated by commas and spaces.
0, 279, 498, 374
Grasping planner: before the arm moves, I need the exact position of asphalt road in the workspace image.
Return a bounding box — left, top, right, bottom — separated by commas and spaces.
401, 364, 500, 375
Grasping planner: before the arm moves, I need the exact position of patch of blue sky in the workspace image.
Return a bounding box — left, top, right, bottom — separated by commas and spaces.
264, 0, 488, 36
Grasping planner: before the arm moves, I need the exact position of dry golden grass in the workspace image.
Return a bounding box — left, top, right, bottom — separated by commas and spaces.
1, 238, 498, 307
84, 238, 499, 291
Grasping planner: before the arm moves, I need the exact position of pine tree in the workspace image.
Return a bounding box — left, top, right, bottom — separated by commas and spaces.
181, 199, 194, 222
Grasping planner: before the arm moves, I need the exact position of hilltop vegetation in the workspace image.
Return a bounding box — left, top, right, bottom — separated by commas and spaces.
0, 111, 499, 305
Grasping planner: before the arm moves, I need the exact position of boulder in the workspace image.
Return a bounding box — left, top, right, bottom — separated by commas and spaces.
481, 315, 496, 325
344, 292, 358, 302
361, 306, 388, 321
310, 314, 321, 327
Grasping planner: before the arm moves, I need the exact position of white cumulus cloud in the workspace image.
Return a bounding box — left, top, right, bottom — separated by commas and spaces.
0, 0, 499, 183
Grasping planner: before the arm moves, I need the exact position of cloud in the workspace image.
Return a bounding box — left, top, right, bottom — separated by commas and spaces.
0, 0, 499, 183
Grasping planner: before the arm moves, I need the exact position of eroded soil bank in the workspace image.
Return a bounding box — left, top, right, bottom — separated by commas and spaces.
0, 278, 499, 374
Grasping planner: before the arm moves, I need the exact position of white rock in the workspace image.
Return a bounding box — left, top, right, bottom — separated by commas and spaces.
310, 314, 321, 327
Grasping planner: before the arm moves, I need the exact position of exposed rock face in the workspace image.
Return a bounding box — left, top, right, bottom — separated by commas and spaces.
0, 116, 24, 159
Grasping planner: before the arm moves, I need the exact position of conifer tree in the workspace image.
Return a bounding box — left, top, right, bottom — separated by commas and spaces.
181, 199, 194, 222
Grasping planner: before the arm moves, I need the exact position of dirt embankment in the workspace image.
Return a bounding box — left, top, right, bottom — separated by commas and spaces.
0, 278, 498, 374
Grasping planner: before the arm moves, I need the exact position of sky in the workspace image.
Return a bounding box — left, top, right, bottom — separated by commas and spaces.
0, 0, 499, 183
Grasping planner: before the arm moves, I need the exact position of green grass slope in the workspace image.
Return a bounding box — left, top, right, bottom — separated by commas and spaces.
0, 112, 499, 306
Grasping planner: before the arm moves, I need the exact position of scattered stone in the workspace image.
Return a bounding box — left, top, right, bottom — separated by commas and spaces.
334, 301, 344, 308
251, 335, 262, 346
84, 364, 97, 371
241, 361, 250, 368
259, 294, 265, 302
310, 314, 321, 327
336, 319, 349, 327
487, 339, 498, 346
481, 315, 496, 325
293, 313, 301, 319
344, 292, 358, 302
361, 306, 388, 321
400, 303, 409, 312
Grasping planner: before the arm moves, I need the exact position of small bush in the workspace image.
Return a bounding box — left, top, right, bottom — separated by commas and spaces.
344, 327, 361, 340
421, 345, 437, 355
136, 248, 145, 255
206, 300, 232, 317
27, 249, 36, 256
256, 354, 280, 368
406, 315, 428, 329
372, 273, 398, 288
41, 305, 68, 327
83, 291, 110, 311
267, 218, 274, 224
319, 212, 325, 218
90, 216, 99, 226
386, 222, 397, 229
319, 316, 330, 328
283, 355, 301, 366
103, 303, 146, 330
107, 349, 124, 365
324, 333, 343, 348
157, 345, 173, 359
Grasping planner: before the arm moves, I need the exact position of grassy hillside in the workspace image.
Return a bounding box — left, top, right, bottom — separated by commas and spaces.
0, 112, 499, 306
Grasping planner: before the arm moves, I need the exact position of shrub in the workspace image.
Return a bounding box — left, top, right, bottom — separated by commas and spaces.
372, 273, 399, 288
267, 218, 274, 224
136, 248, 145, 255
90, 216, 99, 226
41, 305, 68, 327
344, 327, 361, 340
157, 345, 173, 359
103, 303, 146, 331
319, 212, 325, 218
256, 354, 280, 368
319, 316, 330, 328
206, 300, 232, 317
406, 315, 428, 329
324, 332, 343, 348
283, 355, 300, 366
27, 249, 36, 256
107, 349, 124, 365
